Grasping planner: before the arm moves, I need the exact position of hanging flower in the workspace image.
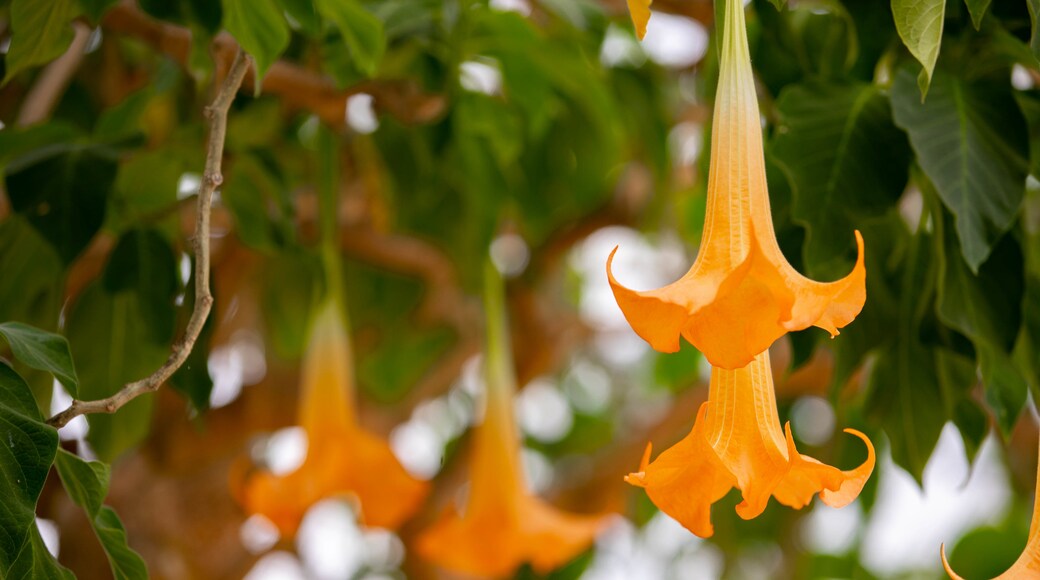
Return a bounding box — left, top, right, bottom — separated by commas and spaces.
415, 264, 607, 577
625, 350, 874, 537
607, 0, 866, 370
236, 298, 428, 537
941, 443, 1040, 579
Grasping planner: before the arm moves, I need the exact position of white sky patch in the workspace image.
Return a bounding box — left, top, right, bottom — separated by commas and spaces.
244, 551, 307, 580
36, 518, 60, 558
861, 424, 1011, 576
177, 173, 201, 200
600, 24, 647, 69
790, 396, 836, 447
490, 0, 531, 15
240, 514, 281, 554
207, 330, 267, 409
522, 448, 554, 494
390, 420, 443, 480
1012, 64, 1036, 91
346, 93, 379, 135
459, 58, 503, 95
490, 233, 530, 277
802, 501, 863, 555
263, 426, 308, 476
584, 513, 721, 580
51, 380, 89, 441
297, 500, 365, 580
517, 378, 573, 443
563, 358, 612, 415
640, 13, 709, 68
668, 121, 703, 167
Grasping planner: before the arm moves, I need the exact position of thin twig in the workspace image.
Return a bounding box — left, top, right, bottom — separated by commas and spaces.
47, 50, 251, 429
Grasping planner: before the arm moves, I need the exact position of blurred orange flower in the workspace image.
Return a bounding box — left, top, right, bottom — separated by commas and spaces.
607, 0, 865, 370
941, 443, 1040, 579
416, 265, 608, 577
625, 350, 874, 537
236, 298, 428, 537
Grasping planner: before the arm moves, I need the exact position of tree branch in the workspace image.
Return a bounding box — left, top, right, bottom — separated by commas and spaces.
47, 50, 251, 428
101, 3, 445, 126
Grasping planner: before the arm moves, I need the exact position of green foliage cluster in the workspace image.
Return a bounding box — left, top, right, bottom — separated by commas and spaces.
2, 0, 1040, 576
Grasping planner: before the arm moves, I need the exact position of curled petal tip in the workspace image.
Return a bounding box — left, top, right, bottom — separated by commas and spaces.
940, 543, 965, 580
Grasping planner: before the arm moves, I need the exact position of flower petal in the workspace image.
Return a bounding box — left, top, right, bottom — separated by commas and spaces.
771, 423, 845, 510
633, 403, 735, 538
778, 230, 867, 337
819, 428, 875, 508
626, 0, 651, 40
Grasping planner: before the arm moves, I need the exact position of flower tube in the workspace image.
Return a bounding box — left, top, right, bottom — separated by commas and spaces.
609, 0, 866, 370
415, 262, 607, 577
237, 298, 428, 537
625, 349, 874, 536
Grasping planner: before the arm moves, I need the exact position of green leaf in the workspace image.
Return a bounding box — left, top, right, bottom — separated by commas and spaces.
76, 0, 119, 22
768, 0, 787, 9
1028, 0, 1040, 64
0, 218, 63, 337
0, 362, 59, 574
890, 0, 945, 96
770, 81, 911, 278
222, 154, 293, 251
6, 144, 118, 265
891, 67, 1029, 272
0, 322, 78, 397
102, 229, 179, 345
4, 0, 82, 83
66, 284, 168, 461
54, 450, 148, 580
221, 0, 290, 81
54, 449, 109, 516
6, 524, 73, 580
314, 0, 386, 78
963, 0, 991, 30
276, 0, 321, 36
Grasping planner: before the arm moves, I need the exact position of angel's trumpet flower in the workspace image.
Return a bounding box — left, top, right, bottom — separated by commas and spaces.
236, 298, 428, 537
415, 263, 607, 577
942, 441, 1040, 578
609, 0, 866, 370
625, 349, 874, 537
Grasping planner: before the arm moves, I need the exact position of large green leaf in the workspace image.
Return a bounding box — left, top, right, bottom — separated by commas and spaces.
770, 81, 911, 278
0, 362, 59, 574
314, 0, 385, 78
275, 0, 321, 36
221, 0, 290, 81
0, 322, 78, 397
891, 67, 1029, 272
1028, 0, 1040, 64
6, 524, 73, 580
964, 0, 991, 30
0, 218, 63, 337
3, 0, 82, 83
54, 450, 148, 580
102, 229, 179, 345
65, 285, 168, 462
891, 0, 945, 96
6, 145, 118, 265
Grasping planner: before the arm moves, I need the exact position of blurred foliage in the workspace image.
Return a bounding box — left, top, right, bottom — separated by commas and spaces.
2, 0, 1040, 578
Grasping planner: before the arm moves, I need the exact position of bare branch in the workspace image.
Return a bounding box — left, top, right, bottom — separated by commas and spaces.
47, 50, 251, 429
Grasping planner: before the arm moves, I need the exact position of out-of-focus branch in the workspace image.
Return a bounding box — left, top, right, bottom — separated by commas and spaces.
16, 22, 92, 126
47, 50, 251, 428
101, 3, 445, 126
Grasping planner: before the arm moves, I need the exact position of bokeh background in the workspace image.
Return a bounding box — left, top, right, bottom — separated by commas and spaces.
3, 0, 1040, 578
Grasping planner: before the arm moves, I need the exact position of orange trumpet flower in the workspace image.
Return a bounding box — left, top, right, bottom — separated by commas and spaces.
625, 349, 874, 537
415, 264, 608, 577
608, 0, 866, 370
237, 298, 428, 537
941, 442, 1040, 578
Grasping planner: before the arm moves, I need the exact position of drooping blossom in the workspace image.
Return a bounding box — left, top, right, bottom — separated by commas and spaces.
625, 349, 874, 537
942, 441, 1040, 579
415, 264, 607, 577
608, 0, 866, 370
236, 298, 428, 537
